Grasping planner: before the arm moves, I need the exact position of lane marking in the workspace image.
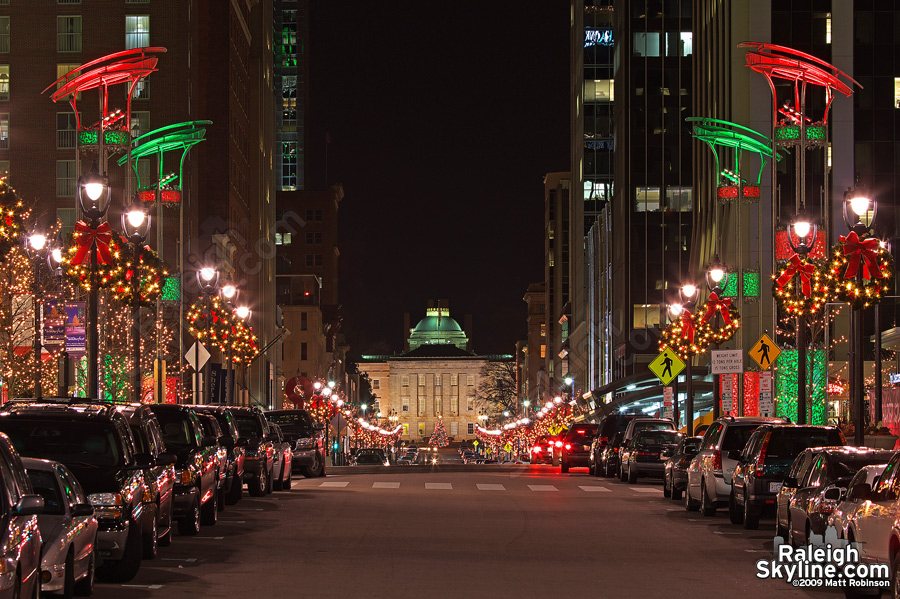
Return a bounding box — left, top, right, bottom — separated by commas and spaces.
320, 481, 349, 488
714, 531, 742, 535
477, 484, 506, 491
372, 482, 400, 489
196, 536, 224, 540
528, 485, 558, 492
425, 483, 452, 490
161, 558, 196, 562
224, 520, 246, 524
579, 486, 611, 492
629, 487, 662, 493
121, 585, 164, 589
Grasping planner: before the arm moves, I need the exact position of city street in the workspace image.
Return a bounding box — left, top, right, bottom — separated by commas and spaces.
90, 458, 836, 599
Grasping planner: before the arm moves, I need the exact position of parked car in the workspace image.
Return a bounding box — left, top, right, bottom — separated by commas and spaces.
729, 424, 845, 529
590, 413, 637, 477
150, 404, 220, 534
559, 423, 598, 473
229, 406, 276, 496
829, 464, 888, 540
619, 419, 676, 481
22, 457, 97, 597
265, 409, 326, 478
196, 412, 230, 507
352, 450, 390, 466
843, 450, 900, 579
117, 403, 177, 557
664, 436, 702, 500
777, 447, 895, 545
530, 437, 555, 465
266, 422, 294, 491
397, 455, 415, 466
686, 416, 784, 517
0, 431, 43, 599
0, 400, 151, 582
192, 405, 247, 505
624, 429, 684, 483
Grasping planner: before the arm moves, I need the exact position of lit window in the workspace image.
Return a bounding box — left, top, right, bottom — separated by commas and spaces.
665, 32, 692, 56
665, 187, 692, 212
57, 207, 75, 237
125, 15, 149, 50
467, 423, 474, 435
57, 16, 82, 53
0, 18, 8, 54
0, 113, 8, 150
633, 304, 661, 329
402, 398, 409, 412
894, 78, 900, 109
633, 32, 660, 57
372, 379, 380, 390
635, 187, 661, 212
418, 423, 426, 436
450, 421, 458, 436
131, 111, 150, 138
281, 141, 297, 190
56, 64, 81, 100
584, 79, 614, 102
57, 113, 77, 149
540, 344, 546, 359
0, 66, 8, 102
401, 423, 409, 435
0, 160, 7, 178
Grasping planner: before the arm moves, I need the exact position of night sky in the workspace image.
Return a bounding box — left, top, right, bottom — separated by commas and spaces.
308, 3, 570, 357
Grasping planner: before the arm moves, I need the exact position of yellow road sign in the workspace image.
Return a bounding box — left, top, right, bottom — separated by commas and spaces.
504, 443, 512, 453
473, 440, 479, 448
749, 334, 781, 369
649, 349, 685, 386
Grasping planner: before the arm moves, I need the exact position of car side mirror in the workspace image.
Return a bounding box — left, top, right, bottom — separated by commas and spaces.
157, 452, 177, 466
314, 423, 325, 431
14, 494, 44, 516
848, 483, 872, 502
133, 453, 154, 468
783, 476, 799, 489
727, 450, 742, 461
823, 487, 842, 501
71, 503, 94, 518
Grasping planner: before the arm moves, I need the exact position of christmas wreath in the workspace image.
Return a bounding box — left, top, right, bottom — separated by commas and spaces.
772, 253, 829, 315
827, 231, 893, 308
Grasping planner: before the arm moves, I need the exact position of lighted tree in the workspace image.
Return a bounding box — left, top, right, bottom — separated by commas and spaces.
476, 361, 517, 418
430, 417, 449, 448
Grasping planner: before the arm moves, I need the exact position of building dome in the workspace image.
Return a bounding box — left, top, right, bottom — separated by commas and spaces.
413, 312, 463, 333
407, 307, 469, 352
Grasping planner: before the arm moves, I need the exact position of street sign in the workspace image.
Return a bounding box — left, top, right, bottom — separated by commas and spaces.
649, 348, 685, 386
759, 371, 774, 415
503, 442, 512, 453
749, 334, 781, 370
891, 373, 900, 385
185, 341, 210, 371
662, 387, 674, 420
721, 387, 733, 412
711, 349, 743, 374
330, 413, 348, 433
472, 440, 479, 448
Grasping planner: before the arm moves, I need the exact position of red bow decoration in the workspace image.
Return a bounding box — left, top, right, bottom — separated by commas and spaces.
71, 220, 113, 266
840, 231, 882, 280
701, 292, 732, 325
680, 310, 695, 343
775, 254, 816, 297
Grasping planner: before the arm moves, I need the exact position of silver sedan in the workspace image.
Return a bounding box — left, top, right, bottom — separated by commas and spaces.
22, 457, 98, 597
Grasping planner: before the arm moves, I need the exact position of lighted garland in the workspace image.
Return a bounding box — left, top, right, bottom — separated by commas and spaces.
695, 293, 740, 345
0, 179, 26, 262
64, 232, 166, 305
659, 310, 707, 359
772, 254, 829, 316
187, 296, 259, 362
826, 233, 893, 309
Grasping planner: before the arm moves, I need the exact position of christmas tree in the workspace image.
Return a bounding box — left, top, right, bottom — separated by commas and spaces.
430, 417, 449, 448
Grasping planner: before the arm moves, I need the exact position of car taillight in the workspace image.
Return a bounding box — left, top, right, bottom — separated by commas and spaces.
820, 499, 838, 514
755, 431, 771, 477
532, 447, 540, 454
712, 450, 722, 471
599, 436, 608, 445
636, 450, 655, 457
565, 444, 572, 451
555, 441, 562, 448
612, 447, 619, 454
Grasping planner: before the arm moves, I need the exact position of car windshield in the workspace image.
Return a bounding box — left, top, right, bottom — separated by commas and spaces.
721, 425, 761, 451
231, 414, 263, 439
356, 454, 383, 464
155, 412, 195, 449
26, 468, 64, 515
766, 428, 843, 458
267, 412, 313, 436
634, 422, 673, 435
637, 431, 682, 445
833, 456, 894, 480
0, 419, 122, 468
682, 438, 702, 451
199, 417, 218, 438
566, 427, 597, 444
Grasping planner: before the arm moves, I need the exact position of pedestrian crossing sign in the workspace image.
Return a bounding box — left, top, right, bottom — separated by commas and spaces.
504, 443, 512, 453
649, 348, 685, 386
749, 334, 780, 370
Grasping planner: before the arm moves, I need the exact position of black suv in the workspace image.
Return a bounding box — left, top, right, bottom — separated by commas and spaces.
730, 424, 845, 529
0, 400, 151, 582
590, 413, 637, 477
560, 423, 598, 473
265, 409, 326, 477
116, 404, 177, 558
229, 406, 275, 496
150, 404, 221, 534
192, 405, 247, 505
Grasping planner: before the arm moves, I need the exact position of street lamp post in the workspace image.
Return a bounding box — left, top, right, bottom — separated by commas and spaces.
787, 217, 816, 424
233, 305, 250, 406
77, 163, 111, 398
24, 233, 49, 399
670, 283, 698, 435
707, 257, 728, 421
196, 267, 219, 404
219, 283, 238, 405
123, 206, 151, 403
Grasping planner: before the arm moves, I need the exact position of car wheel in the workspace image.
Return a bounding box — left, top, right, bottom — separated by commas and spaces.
304, 452, 323, 478
142, 512, 158, 559
671, 481, 683, 501
97, 518, 142, 583
200, 486, 218, 526
618, 464, 626, 482
729, 488, 744, 525
588, 462, 595, 476
264, 465, 274, 494
663, 473, 671, 498
282, 463, 292, 491
73, 547, 95, 596
272, 467, 283, 492
560, 457, 569, 474
217, 481, 226, 511
249, 467, 267, 497
178, 497, 201, 536
743, 487, 760, 530
62, 549, 75, 599
775, 513, 788, 540
700, 480, 716, 516
226, 473, 243, 505
627, 463, 638, 484
684, 483, 699, 511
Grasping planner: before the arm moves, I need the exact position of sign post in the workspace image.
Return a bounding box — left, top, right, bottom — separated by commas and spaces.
662, 387, 674, 421
759, 371, 774, 416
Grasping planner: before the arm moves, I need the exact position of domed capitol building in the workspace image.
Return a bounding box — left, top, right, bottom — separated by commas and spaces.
358, 302, 509, 442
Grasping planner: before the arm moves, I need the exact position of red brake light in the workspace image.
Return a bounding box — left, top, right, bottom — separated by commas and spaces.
555, 441, 562, 448
712, 450, 722, 471
565, 444, 572, 450
755, 431, 771, 477
532, 447, 540, 454
820, 499, 838, 514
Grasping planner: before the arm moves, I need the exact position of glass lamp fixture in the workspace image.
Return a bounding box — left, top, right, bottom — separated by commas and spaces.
235, 306, 250, 320
77, 162, 111, 220
197, 267, 219, 294
122, 206, 151, 242
25, 233, 47, 259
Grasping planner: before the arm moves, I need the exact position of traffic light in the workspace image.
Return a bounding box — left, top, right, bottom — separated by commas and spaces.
332, 441, 339, 452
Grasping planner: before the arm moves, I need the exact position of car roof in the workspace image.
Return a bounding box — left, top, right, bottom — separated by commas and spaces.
717, 416, 786, 425
20, 456, 58, 471
1, 401, 122, 421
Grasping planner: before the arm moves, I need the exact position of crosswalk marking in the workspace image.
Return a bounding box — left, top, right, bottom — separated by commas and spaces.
578, 486, 611, 492
630, 487, 661, 493
527, 485, 558, 492
372, 482, 400, 489
476, 483, 506, 491
425, 483, 452, 490
320, 481, 349, 488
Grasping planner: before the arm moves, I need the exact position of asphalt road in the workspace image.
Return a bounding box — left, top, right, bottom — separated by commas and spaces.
90, 460, 844, 599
